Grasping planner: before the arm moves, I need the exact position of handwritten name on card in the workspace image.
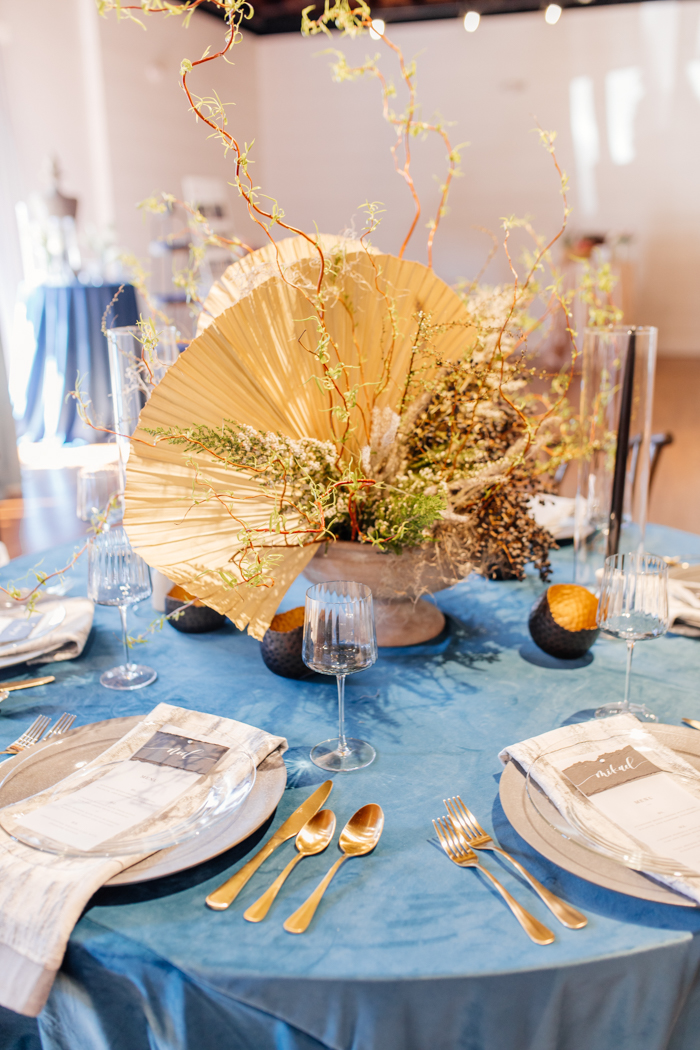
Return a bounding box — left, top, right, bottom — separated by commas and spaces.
130, 730, 229, 775
563, 746, 661, 797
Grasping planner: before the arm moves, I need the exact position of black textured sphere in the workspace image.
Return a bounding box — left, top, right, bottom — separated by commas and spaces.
261, 625, 308, 679
164, 595, 226, 634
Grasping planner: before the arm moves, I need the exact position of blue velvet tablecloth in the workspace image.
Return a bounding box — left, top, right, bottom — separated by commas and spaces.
2, 525, 700, 1050
20, 283, 139, 443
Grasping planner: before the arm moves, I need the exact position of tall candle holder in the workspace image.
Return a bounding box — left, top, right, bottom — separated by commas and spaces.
574, 326, 657, 586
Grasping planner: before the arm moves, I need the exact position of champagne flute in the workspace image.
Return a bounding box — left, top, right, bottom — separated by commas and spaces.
595, 552, 669, 721
303, 581, 378, 772
88, 526, 157, 690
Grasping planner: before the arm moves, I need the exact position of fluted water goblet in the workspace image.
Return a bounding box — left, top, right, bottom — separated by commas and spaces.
303, 581, 377, 772
88, 526, 156, 690
595, 552, 669, 721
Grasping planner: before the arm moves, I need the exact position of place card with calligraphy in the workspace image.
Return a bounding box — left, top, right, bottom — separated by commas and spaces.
561, 745, 700, 872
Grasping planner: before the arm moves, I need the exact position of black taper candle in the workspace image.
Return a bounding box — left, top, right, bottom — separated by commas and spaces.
607, 328, 636, 557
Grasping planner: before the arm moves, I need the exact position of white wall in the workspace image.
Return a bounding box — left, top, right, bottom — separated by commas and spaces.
98, 6, 258, 258
0, 0, 257, 301
1, 1, 700, 356
255, 2, 700, 355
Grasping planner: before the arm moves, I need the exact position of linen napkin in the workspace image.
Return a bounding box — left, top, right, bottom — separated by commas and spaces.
0, 598, 94, 671
668, 579, 700, 634
0, 702, 287, 1017
499, 713, 700, 905
527, 494, 576, 540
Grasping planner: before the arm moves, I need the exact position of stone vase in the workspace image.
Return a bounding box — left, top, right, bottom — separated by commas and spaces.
303, 541, 464, 647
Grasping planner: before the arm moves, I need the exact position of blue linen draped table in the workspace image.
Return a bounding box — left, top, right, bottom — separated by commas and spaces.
1, 524, 700, 1050
19, 283, 139, 443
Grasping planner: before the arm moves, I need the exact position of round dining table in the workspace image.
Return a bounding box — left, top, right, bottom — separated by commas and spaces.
1, 524, 700, 1050
19, 283, 139, 443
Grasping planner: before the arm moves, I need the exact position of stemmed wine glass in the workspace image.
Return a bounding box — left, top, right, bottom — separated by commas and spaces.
595, 552, 670, 721
88, 526, 157, 690
303, 581, 378, 772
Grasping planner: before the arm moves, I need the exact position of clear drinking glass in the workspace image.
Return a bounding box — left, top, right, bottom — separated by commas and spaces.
595, 552, 669, 721
87, 526, 157, 690
106, 324, 179, 488
303, 581, 378, 772
76, 464, 123, 524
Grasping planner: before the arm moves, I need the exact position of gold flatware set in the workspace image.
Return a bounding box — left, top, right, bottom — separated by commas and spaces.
208, 779, 585, 941
0, 712, 76, 755
207, 781, 384, 932
434, 816, 556, 945
206, 780, 334, 910
244, 810, 336, 923
284, 804, 384, 934
0, 676, 56, 694
434, 795, 588, 944
0, 675, 56, 705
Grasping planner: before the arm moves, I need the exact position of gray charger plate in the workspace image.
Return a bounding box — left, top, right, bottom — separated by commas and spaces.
0, 716, 287, 885
500, 723, 700, 908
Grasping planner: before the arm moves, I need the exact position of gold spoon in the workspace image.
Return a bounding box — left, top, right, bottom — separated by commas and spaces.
244, 810, 337, 923
283, 803, 384, 934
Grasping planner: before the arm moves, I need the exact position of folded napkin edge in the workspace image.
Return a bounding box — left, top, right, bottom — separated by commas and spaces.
0, 942, 58, 1017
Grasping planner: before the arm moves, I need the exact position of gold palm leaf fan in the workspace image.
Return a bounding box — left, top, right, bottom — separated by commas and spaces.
124, 234, 476, 639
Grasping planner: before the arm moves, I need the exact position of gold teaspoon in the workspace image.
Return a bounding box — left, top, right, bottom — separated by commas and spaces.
244, 810, 336, 923
283, 803, 384, 934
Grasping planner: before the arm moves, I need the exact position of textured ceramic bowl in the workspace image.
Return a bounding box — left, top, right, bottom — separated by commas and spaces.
165, 586, 227, 634
261, 607, 308, 678
303, 541, 463, 647
529, 584, 600, 659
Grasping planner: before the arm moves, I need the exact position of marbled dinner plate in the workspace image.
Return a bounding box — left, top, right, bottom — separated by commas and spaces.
0, 716, 287, 885
500, 723, 700, 908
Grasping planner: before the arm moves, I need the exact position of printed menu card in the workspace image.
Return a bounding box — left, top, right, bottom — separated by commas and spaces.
17, 725, 230, 851
553, 741, 700, 872
500, 713, 700, 894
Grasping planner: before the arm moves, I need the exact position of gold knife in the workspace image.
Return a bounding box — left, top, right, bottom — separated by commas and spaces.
205, 779, 333, 910
682, 718, 700, 732
0, 676, 55, 692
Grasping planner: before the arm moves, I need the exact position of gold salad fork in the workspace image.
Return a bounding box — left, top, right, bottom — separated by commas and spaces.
44, 713, 76, 739
444, 796, 587, 930
433, 816, 555, 945
0, 715, 52, 755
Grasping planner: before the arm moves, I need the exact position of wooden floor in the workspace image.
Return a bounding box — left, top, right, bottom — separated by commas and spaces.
0, 444, 118, 561
0, 356, 698, 562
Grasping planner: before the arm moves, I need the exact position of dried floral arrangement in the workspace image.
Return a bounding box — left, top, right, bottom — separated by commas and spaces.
2, 0, 621, 624
89, 0, 590, 638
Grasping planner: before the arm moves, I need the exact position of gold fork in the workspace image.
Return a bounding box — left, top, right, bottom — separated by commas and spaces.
0, 715, 52, 755
44, 713, 76, 739
444, 796, 587, 930
433, 816, 555, 945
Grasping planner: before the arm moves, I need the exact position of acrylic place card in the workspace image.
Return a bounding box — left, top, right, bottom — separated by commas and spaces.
0, 614, 42, 645
18, 726, 230, 852
560, 745, 700, 873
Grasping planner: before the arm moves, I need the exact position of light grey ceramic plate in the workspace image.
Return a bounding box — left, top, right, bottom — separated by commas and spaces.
500, 723, 700, 908
0, 716, 287, 885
